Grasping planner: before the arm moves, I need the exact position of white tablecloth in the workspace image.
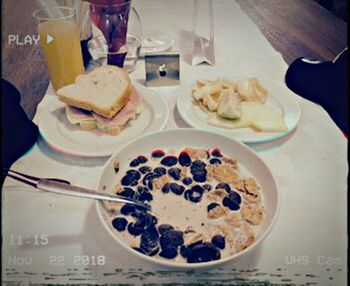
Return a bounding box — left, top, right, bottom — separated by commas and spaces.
2, 0, 347, 284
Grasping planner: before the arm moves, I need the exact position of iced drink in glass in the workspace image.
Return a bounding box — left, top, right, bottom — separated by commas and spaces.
34, 7, 85, 90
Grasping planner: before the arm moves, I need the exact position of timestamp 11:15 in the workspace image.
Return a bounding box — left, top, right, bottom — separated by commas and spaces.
9, 234, 49, 246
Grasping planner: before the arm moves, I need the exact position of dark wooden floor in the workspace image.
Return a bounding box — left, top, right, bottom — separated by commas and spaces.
2, 0, 50, 119
1, 0, 347, 119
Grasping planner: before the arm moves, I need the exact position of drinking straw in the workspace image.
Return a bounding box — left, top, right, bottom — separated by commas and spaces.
35, 0, 64, 18
65, 0, 92, 40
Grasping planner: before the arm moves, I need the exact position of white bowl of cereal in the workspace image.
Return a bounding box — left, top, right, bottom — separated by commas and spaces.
96, 129, 279, 268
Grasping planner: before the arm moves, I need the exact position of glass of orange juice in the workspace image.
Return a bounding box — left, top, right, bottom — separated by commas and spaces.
33, 7, 85, 90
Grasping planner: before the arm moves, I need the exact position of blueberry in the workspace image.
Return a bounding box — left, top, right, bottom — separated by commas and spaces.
160, 156, 178, 167
119, 187, 137, 199
183, 177, 193, 185
146, 179, 156, 190
193, 174, 207, 183
161, 183, 171, 193
168, 168, 181, 180
158, 224, 175, 236
131, 208, 146, 219
126, 170, 141, 180
127, 222, 144, 236
193, 173, 207, 183
211, 235, 225, 249
183, 190, 191, 200
140, 225, 160, 255
121, 175, 134, 186
122, 170, 141, 186
141, 225, 159, 244
184, 185, 203, 203
170, 183, 185, 195
139, 166, 152, 174
137, 186, 149, 194
137, 156, 148, 164
142, 172, 155, 186
223, 197, 240, 211
130, 158, 141, 167
130, 180, 139, 186
138, 192, 153, 202
151, 149, 165, 158
112, 217, 128, 231
216, 183, 231, 193
187, 242, 221, 263
135, 245, 160, 257
184, 190, 193, 202
179, 152, 192, 167
160, 232, 183, 246
192, 185, 204, 193
137, 213, 158, 228
133, 218, 150, 230
120, 204, 136, 215
228, 190, 242, 205
133, 247, 146, 254
191, 160, 206, 171
191, 169, 206, 177
133, 208, 148, 218
191, 168, 206, 176
130, 206, 147, 219
209, 158, 221, 165
149, 173, 162, 186
154, 167, 166, 175
159, 236, 178, 248
144, 246, 160, 256
180, 240, 204, 259
142, 172, 161, 190
148, 214, 158, 226
159, 246, 178, 259
180, 245, 191, 258
190, 161, 207, 182
188, 240, 204, 248
211, 148, 223, 157
207, 202, 220, 212
203, 184, 212, 191
130, 156, 148, 167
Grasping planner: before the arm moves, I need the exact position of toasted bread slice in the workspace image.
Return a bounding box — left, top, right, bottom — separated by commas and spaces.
57, 65, 131, 119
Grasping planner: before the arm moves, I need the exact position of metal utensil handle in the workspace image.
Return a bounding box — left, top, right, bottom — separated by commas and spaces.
36, 179, 147, 208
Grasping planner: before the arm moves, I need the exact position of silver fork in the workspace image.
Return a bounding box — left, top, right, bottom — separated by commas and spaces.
3, 168, 151, 211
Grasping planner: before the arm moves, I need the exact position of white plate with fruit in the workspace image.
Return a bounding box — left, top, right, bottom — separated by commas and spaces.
177, 77, 301, 143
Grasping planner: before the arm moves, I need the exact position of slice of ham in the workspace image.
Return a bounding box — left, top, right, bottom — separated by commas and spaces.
92, 85, 142, 130
66, 105, 94, 124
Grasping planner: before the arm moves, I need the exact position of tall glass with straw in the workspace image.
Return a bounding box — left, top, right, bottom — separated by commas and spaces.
84, 0, 132, 67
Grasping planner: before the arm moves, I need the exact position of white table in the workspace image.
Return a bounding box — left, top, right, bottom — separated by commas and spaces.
2, 0, 347, 284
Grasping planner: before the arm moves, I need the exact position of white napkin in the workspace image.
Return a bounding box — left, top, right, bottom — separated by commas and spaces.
192, 0, 215, 66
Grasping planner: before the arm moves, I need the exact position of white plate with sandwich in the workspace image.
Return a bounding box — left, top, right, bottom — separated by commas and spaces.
39, 65, 169, 157
177, 77, 301, 143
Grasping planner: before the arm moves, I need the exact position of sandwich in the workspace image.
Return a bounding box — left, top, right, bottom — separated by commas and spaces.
57, 65, 142, 135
